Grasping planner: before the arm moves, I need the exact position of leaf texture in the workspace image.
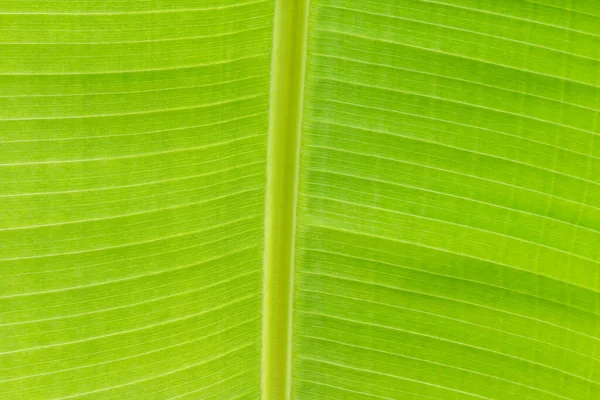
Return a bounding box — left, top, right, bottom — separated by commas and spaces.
293, 0, 600, 399
0, 1, 272, 399
2, 0, 600, 399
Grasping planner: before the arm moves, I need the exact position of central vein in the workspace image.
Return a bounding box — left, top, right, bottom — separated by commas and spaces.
261, 0, 310, 398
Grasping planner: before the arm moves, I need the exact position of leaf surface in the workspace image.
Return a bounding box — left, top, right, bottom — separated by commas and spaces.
2, 0, 600, 399
293, 0, 600, 399
0, 1, 272, 399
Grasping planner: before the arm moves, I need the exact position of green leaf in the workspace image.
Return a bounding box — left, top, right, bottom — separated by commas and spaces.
0, 1, 271, 399
2, 0, 600, 399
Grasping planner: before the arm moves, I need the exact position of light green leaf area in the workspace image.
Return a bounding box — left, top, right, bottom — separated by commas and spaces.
293, 0, 600, 399
2, 0, 600, 399
0, 1, 272, 399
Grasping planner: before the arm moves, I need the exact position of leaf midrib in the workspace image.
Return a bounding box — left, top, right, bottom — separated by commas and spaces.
261, 0, 310, 399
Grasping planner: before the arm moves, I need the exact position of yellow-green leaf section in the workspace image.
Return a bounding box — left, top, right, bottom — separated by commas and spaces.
2, 0, 600, 399
294, 0, 600, 399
